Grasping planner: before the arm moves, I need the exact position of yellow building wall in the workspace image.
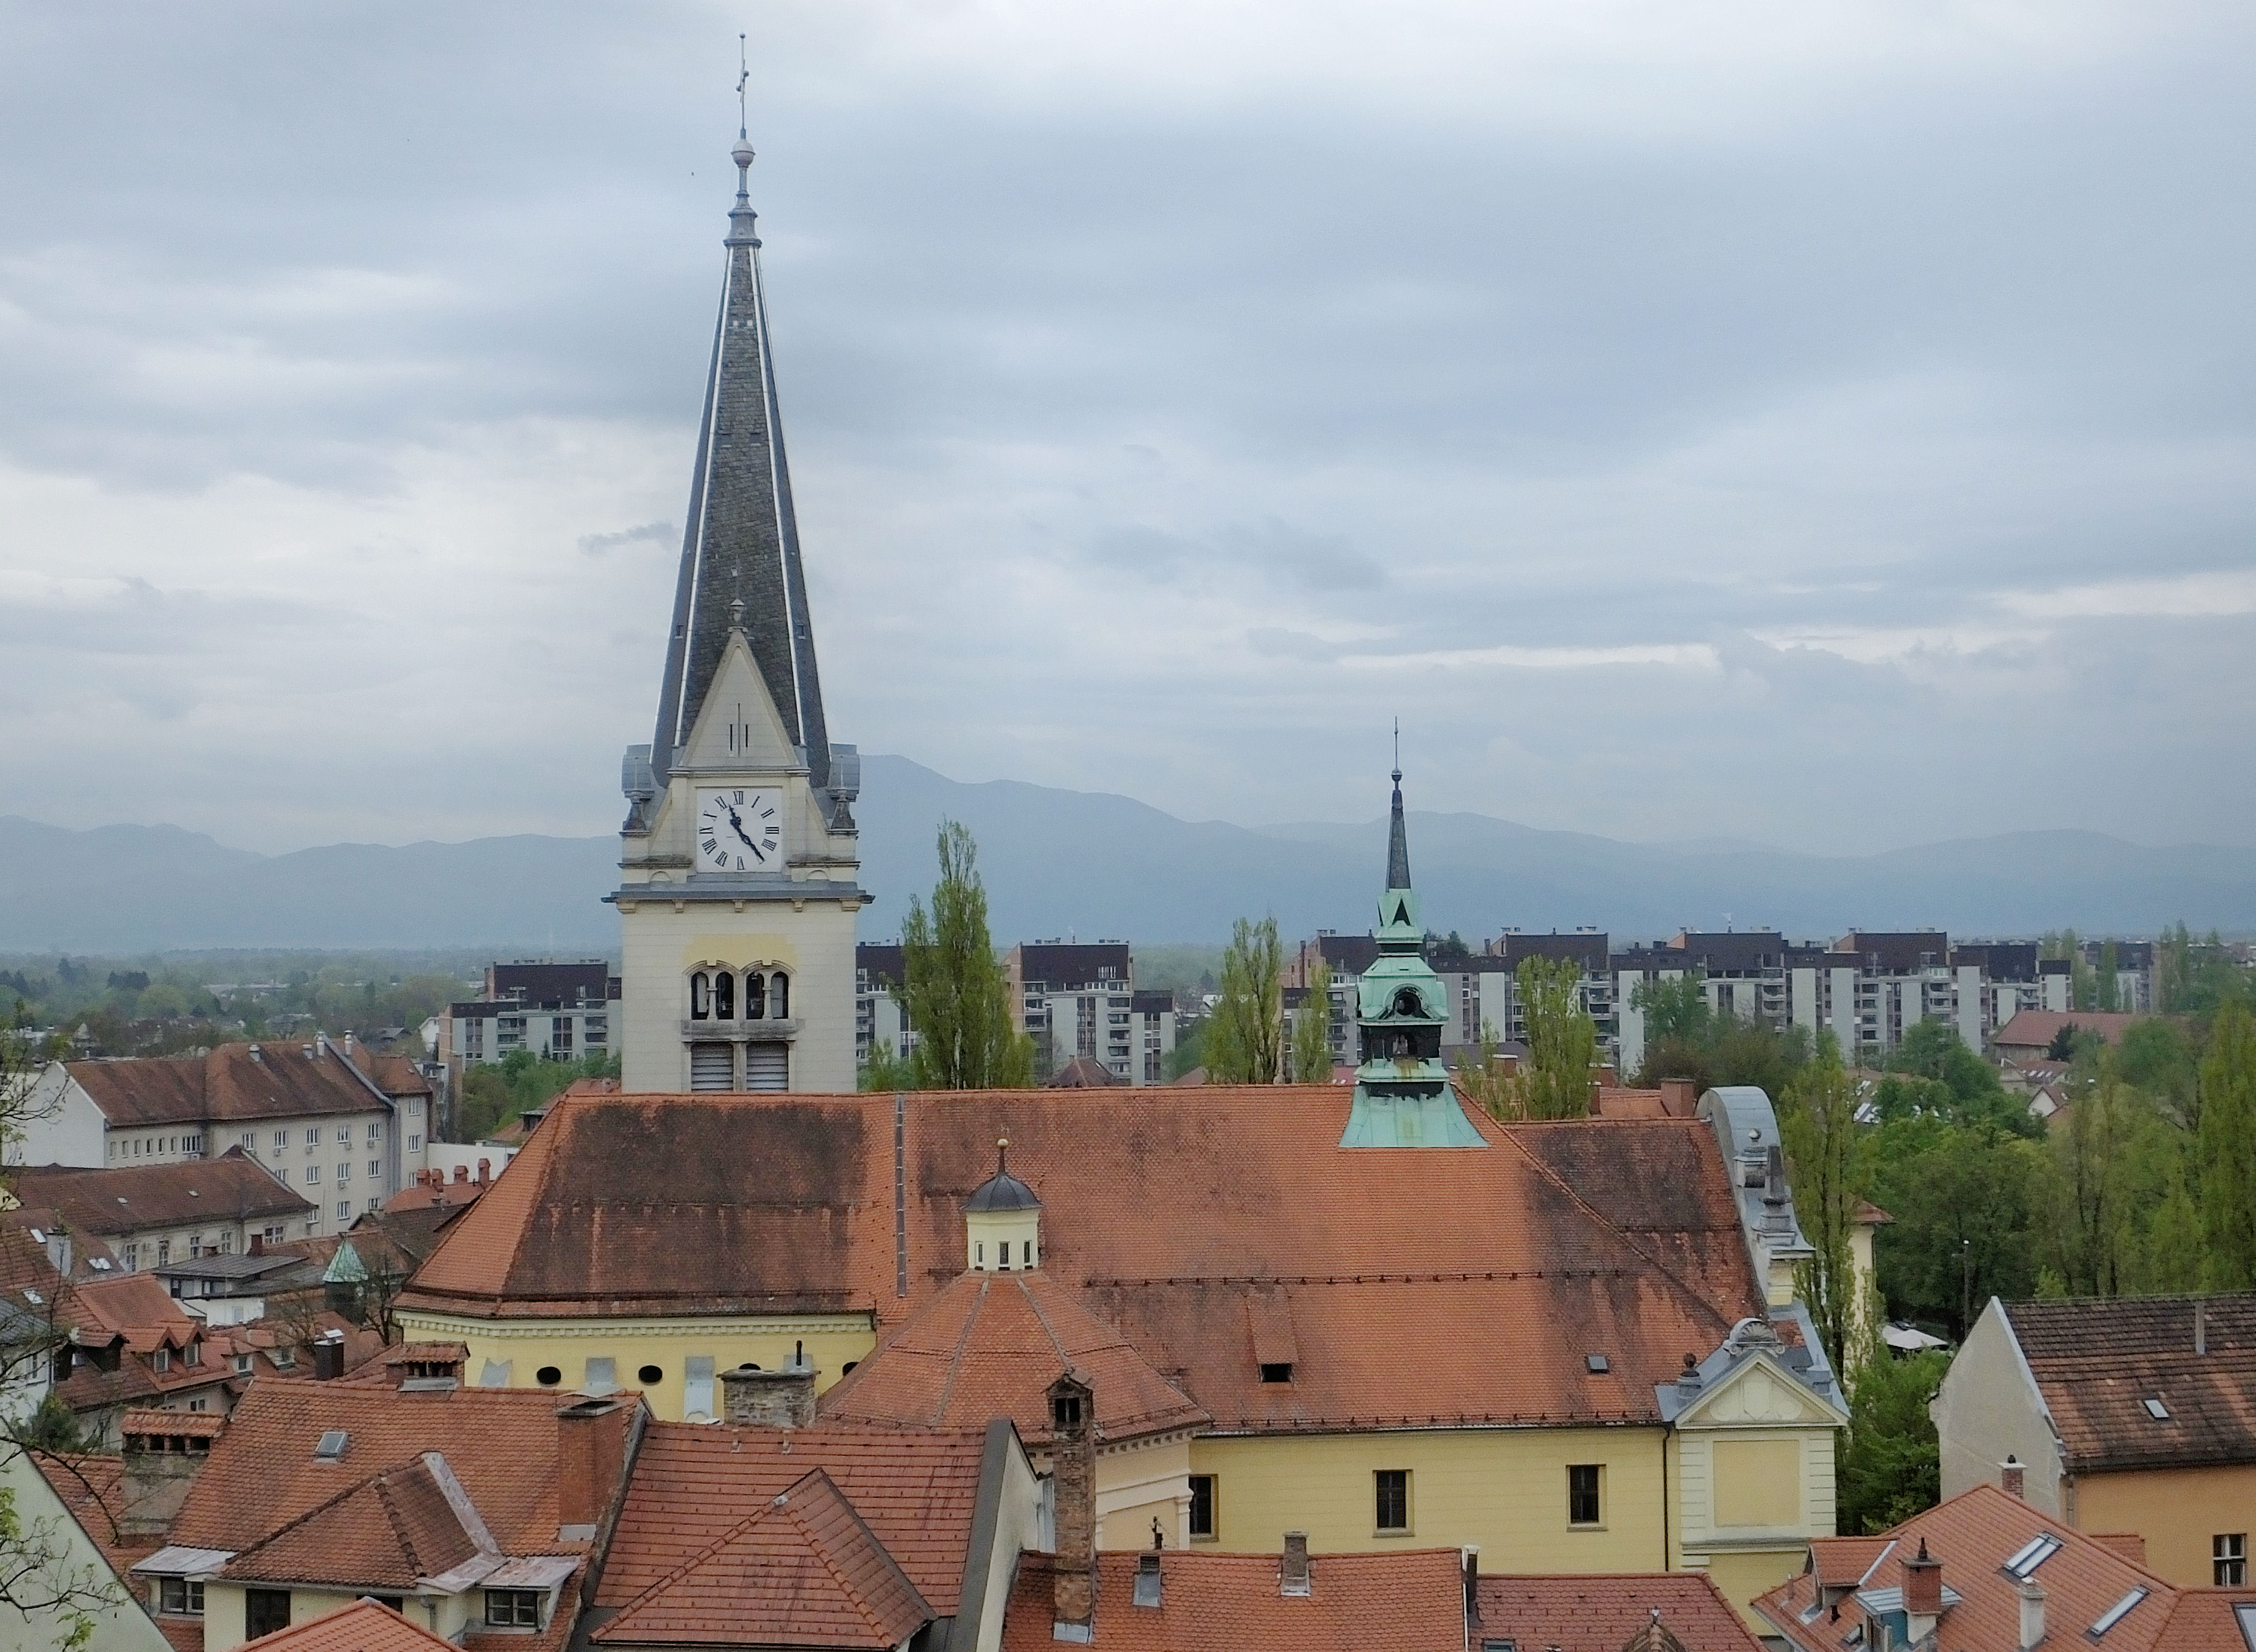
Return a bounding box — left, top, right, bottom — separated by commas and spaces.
392, 1309, 875, 1421
2075, 1464, 2256, 1589
205, 1584, 437, 1651
1094, 1436, 1194, 1550
1188, 1428, 1672, 1571
1672, 1424, 1840, 1626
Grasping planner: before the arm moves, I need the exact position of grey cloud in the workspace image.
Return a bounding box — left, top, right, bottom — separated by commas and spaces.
578, 521, 674, 557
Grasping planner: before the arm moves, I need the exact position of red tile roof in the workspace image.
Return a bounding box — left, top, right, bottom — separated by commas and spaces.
1001, 1547, 1471, 1651
817, 1269, 1208, 1446
595, 1421, 990, 1623
594, 1467, 930, 1648
167, 1379, 632, 1558
221, 1453, 487, 1591
1754, 1485, 2177, 1652
121, 1408, 227, 1440
27, 1450, 168, 1584
1803, 1535, 1889, 1590
1991, 1010, 2147, 1052
12, 1154, 313, 1234
65, 1040, 426, 1129
401, 1090, 1762, 1430
2004, 1294, 2256, 1470
239, 1596, 459, 1652
1476, 1572, 1766, 1651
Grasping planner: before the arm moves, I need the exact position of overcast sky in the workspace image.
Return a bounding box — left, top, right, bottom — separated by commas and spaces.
4, 1, 2252, 857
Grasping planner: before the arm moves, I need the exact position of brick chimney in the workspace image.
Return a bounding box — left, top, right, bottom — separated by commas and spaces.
2001, 1455, 2025, 1499
248, 1232, 264, 1257
1048, 1371, 1098, 1639
120, 1425, 215, 1536
720, 1363, 817, 1429
475, 1157, 490, 1185
1280, 1531, 1312, 1597
2016, 1578, 2046, 1651
453, 1164, 469, 1183
311, 1335, 346, 1381
555, 1397, 627, 1542
1658, 1078, 1696, 1116
1901, 1538, 1942, 1642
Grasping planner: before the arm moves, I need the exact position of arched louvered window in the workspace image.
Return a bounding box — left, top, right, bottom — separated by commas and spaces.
714, 970, 735, 1020
744, 971, 766, 1020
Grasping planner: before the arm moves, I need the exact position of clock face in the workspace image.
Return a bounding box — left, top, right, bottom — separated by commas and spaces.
695, 788, 782, 873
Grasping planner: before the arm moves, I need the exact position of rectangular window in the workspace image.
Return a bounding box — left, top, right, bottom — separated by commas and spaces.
1568, 1464, 1603, 1526
152, 1347, 171, 1373
367, 1197, 379, 1213
241, 1132, 256, 1150
682, 1355, 716, 1420
367, 1121, 383, 1141
305, 1127, 319, 1147
367, 1158, 380, 1179
337, 1126, 351, 1145
306, 1165, 321, 1184
486, 1589, 542, 1628
409, 1134, 423, 1152
274, 1130, 289, 1148
183, 1341, 200, 1367
337, 1162, 351, 1183
336, 1200, 351, 1221
246, 1589, 291, 1639
1188, 1474, 1216, 1540
2219, 1534, 2248, 1587
1375, 1469, 1410, 1533
159, 1577, 205, 1615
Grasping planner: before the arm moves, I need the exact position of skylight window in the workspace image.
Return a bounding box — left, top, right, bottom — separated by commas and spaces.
1586, 1354, 1610, 1374
2142, 1396, 2170, 1420
2003, 1533, 2063, 1578
314, 1429, 349, 1460
2090, 1587, 2149, 1636
22, 1290, 40, 1305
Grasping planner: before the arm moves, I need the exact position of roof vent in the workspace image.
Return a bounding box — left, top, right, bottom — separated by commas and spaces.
314, 1429, 349, 1460
2141, 1396, 2170, 1420
1586, 1353, 1610, 1374
1133, 1553, 1162, 1609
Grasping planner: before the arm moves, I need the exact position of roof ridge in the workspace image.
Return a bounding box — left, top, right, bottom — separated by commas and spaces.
928, 1272, 989, 1428
1020, 1274, 1078, 1372
1492, 1127, 1742, 1338
223, 1451, 434, 1573
372, 1469, 430, 1580
784, 1466, 931, 1640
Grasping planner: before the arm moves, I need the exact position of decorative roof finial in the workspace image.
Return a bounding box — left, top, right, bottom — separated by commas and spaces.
996, 1135, 1010, 1177
728, 596, 746, 633
1392, 716, 1401, 786
727, 35, 759, 246
737, 34, 750, 142
1385, 725, 1411, 892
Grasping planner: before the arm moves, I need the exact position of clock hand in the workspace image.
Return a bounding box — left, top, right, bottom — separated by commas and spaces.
726, 807, 757, 848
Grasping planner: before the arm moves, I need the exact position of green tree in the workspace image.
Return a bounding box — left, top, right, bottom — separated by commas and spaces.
1456, 1022, 1529, 1121
1206, 917, 1284, 1085
1837, 1348, 1948, 1534
2117, 1017, 2199, 1131
1516, 956, 1595, 1119
1291, 959, 1334, 1084
1630, 976, 1711, 1047
2199, 1002, 2256, 1290
1164, 1016, 1208, 1081
1780, 1037, 1871, 1373
899, 821, 1035, 1090
1870, 1116, 2047, 1336
858, 1039, 912, 1092
2096, 940, 2121, 1012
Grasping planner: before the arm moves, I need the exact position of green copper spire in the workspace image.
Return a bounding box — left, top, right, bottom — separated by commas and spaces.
1339, 756, 1486, 1149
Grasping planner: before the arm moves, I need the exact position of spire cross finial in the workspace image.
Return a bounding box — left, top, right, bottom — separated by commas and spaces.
1391, 718, 1401, 785
737, 34, 750, 140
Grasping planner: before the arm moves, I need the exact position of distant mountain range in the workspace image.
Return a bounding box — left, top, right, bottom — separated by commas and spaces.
4, 754, 2252, 954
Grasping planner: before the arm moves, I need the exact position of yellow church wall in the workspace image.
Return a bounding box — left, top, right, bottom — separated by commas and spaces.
1188, 1427, 1671, 1571
1094, 1436, 1195, 1550
392, 1309, 875, 1420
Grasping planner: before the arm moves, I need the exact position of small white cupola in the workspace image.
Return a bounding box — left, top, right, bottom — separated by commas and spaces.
964, 1136, 1041, 1273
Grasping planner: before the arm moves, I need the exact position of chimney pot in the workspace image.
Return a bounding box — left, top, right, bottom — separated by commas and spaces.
555, 1397, 625, 1540
312, 1340, 344, 1381
476, 1157, 490, 1184
248, 1233, 264, 1257
1902, 1537, 1942, 1621
720, 1365, 817, 1429
453, 1165, 468, 1183
2001, 1455, 2025, 1499
1281, 1531, 1311, 1597
2017, 1578, 2046, 1651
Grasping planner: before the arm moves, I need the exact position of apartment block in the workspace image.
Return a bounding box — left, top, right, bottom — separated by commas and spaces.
439, 961, 619, 1094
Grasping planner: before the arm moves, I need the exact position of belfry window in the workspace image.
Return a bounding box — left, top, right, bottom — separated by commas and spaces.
690, 973, 711, 1020
744, 971, 766, 1019
714, 970, 735, 1020
1392, 988, 1422, 1016
772, 972, 789, 1019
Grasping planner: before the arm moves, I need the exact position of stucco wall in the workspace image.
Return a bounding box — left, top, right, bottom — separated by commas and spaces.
2075, 1463, 2256, 1589
1931, 1299, 2064, 1515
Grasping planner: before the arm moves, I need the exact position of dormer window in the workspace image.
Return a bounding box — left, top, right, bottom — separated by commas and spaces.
1053, 1392, 1083, 1431
1259, 1362, 1293, 1385
152, 1346, 171, 1373
486, 1589, 543, 1629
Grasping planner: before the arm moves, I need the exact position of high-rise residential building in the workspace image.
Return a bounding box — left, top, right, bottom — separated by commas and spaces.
439, 961, 619, 1093
608, 129, 867, 1093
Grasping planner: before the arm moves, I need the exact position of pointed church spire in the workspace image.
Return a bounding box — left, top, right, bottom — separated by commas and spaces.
1386, 726, 1411, 893
648, 114, 834, 793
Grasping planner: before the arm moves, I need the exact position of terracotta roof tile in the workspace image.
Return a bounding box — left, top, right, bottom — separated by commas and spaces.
1992, 1010, 2147, 1051
237, 1597, 458, 1652
222, 1453, 486, 1590
595, 1467, 929, 1648
2151, 1589, 2256, 1651
1001, 1547, 1470, 1651
65, 1040, 423, 1130
817, 1270, 1208, 1444
1803, 1535, 1890, 1589
168, 1379, 630, 1558
2004, 1294, 2256, 1470
11, 1156, 313, 1234
1754, 1484, 2175, 1652
121, 1408, 227, 1439
28, 1450, 168, 1581
595, 1421, 988, 1621
1476, 1572, 1765, 1652
402, 1090, 1762, 1429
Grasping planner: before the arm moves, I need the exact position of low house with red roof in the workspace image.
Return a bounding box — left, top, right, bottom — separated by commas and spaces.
235, 1596, 458, 1652
12, 1155, 316, 1279
1932, 1293, 2256, 1590
1753, 1482, 2256, 1652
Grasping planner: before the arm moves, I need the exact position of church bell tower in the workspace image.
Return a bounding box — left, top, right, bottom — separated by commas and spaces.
610, 129, 866, 1094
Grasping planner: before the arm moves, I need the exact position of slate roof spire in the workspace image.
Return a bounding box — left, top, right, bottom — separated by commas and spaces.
1386, 730, 1412, 894
648, 126, 833, 790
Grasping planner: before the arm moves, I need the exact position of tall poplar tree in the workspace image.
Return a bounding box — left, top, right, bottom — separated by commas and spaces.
1206, 916, 1284, 1084
1781, 1035, 1871, 1373
1516, 956, 1596, 1119
2199, 1001, 2256, 1290
1291, 957, 1335, 1084
899, 821, 1034, 1090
